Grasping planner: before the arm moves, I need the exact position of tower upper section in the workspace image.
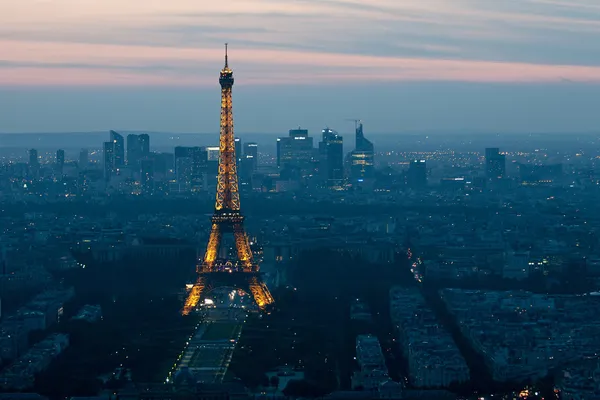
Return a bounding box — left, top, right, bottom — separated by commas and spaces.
219, 43, 234, 88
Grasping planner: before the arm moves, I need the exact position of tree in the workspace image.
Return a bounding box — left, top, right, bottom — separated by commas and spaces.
270, 375, 280, 391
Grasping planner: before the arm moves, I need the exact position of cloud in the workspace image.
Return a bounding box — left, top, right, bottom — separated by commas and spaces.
2, 0, 600, 86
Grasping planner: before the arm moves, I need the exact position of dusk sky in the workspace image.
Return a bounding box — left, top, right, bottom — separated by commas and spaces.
2, 0, 600, 134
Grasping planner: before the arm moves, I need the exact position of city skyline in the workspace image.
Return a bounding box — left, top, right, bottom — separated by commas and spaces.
3, 0, 600, 133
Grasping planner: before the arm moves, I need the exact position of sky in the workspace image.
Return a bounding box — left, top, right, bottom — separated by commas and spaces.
2, 0, 600, 134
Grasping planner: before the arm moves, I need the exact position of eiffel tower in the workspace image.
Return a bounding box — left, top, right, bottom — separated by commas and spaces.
182, 45, 274, 316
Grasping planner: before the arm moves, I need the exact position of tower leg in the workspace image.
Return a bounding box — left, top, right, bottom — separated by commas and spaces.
181, 277, 207, 316
233, 223, 254, 271
203, 223, 222, 272
247, 276, 274, 309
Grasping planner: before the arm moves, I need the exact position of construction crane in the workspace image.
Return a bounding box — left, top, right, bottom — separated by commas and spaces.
345, 119, 362, 131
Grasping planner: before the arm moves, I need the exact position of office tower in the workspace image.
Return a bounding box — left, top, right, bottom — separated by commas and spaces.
176, 157, 193, 186
28, 149, 39, 179
109, 130, 125, 169
56, 149, 65, 174
206, 146, 220, 161
79, 149, 89, 169
127, 134, 140, 167
127, 133, 150, 169
139, 134, 150, 157
103, 142, 115, 181
140, 158, 154, 191
277, 128, 314, 178
174, 146, 209, 190
349, 122, 375, 182
235, 137, 242, 165
152, 152, 174, 176
319, 128, 344, 188
485, 147, 506, 179
28, 149, 38, 167
243, 142, 258, 171
407, 160, 427, 188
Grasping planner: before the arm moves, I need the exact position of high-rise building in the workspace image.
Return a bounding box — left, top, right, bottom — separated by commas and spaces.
407, 160, 427, 188
277, 128, 314, 178
152, 152, 174, 176
109, 130, 125, 169
28, 149, 39, 179
127, 134, 140, 167
28, 149, 38, 167
79, 149, 89, 169
174, 146, 209, 190
56, 149, 65, 174
140, 158, 154, 191
349, 122, 374, 182
139, 134, 150, 157
103, 142, 115, 181
244, 142, 258, 171
127, 133, 151, 169
485, 148, 506, 179
319, 128, 344, 188
206, 146, 220, 161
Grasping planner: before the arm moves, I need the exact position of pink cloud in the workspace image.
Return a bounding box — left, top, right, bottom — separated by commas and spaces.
3, 40, 600, 86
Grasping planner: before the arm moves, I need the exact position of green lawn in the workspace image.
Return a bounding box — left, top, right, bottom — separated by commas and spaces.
201, 322, 239, 341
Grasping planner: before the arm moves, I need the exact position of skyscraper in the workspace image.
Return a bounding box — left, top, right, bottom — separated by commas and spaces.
139, 134, 150, 157
277, 128, 314, 173
319, 128, 344, 188
56, 149, 65, 175
485, 148, 506, 179
244, 142, 258, 171
109, 130, 125, 169
349, 122, 374, 182
127, 134, 140, 167
140, 158, 154, 192
79, 149, 89, 170
174, 146, 209, 190
28, 149, 39, 179
28, 149, 38, 167
407, 160, 427, 188
103, 142, 115, 181
127, 133, 151, 168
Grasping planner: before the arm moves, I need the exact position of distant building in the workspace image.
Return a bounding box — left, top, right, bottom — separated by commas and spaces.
407, 160, 427, 188
349, 122, 374, 183
28, 149, 38, 169
127, 133, 150, 168
140, 158, 154, 192
109, 130, 125, 169
277, 127, 314, 178
103, 142, 114, 181
174, 146, 209, 191
319, 128, 344, 188
518, 163, 562, 184
244, 142, 258, 171
55, 149, 65, 175
485, 147, 506, 179
79, 148, 89, 169
206, 146, 220, 161
152, 152, 174, 176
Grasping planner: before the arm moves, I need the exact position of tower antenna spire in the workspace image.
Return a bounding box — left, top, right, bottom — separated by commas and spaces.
224, 43, 229, 68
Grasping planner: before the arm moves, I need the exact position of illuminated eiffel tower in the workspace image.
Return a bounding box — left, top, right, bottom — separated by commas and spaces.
182, 45, 274, 316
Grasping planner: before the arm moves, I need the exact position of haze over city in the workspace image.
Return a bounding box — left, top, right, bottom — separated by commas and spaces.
3, 0, 600, 133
